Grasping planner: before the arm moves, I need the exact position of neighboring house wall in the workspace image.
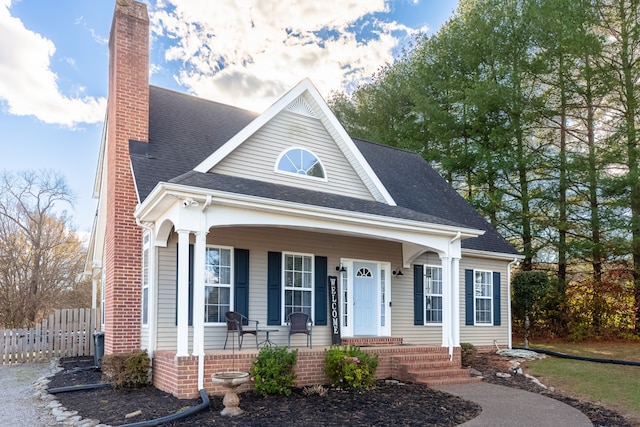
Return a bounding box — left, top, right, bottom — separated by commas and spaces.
104, 0, 149, 354
459, 256, 510, 347
213, 110, 375, 200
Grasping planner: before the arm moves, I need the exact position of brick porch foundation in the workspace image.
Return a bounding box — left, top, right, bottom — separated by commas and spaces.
153, 343, 475, 399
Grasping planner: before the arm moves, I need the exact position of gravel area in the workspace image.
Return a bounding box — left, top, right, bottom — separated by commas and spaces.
0, 361, 61, 426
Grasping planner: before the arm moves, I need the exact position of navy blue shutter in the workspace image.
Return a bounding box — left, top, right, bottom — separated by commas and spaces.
314, 256, 328, 326
493, 272, 501, 326
267, 252, 282, 325
414, 265, 424, 325
175, 243, 194, 326
465, 269, 474, 326
234, 249, 250, 325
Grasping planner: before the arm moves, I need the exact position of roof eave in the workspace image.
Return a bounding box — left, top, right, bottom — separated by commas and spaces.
135, 181, 485, 239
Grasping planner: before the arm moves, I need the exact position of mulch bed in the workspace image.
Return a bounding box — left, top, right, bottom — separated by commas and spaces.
47, 352, 635, 426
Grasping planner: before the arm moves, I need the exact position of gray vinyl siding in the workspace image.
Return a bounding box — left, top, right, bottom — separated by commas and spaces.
153, 228, 509, 351
156, 242, 177, 350
213, 110, 376, 201
458, 256, 510, 347
392, 252, 442, 345
140, 326, 149, 350
156, 227, 406, 351
304, 92, 389, 203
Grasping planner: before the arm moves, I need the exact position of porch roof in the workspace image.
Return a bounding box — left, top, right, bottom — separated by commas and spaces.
168, 170, 467, 229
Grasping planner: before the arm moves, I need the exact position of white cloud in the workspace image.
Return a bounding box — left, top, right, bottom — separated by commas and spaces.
0, 1, 106, 127
150, 0, 418, 111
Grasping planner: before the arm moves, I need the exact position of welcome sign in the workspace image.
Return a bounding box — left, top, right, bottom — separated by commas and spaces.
329, 276, 342, 345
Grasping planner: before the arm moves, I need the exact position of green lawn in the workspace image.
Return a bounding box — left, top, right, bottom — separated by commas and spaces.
517, 341, 640, 423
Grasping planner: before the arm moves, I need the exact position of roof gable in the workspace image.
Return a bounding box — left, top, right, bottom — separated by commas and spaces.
193, 78, 396, 206
211, 107, 377, 201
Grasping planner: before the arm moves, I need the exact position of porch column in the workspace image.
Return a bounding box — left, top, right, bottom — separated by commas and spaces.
176, 229, 190, 357
193, 230, 206, 390
192, 230, 206, 357
439, 255, 451, 347
451, 257, 461, 347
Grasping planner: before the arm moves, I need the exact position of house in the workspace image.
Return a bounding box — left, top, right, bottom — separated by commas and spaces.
86, 0, 522, 399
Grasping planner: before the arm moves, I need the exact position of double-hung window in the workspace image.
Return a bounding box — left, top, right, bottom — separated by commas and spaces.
474, 270, 493, 324
204, 246, 232, 323
283, 253, 313, 319
424, 266, 443, 324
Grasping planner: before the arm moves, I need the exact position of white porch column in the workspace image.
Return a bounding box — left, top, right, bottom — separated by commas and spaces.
439, 255, 451, 348
193, 230, 206, 390
192, 231, 206, 357
451, 257, 461, 347
176, 229, 190, 357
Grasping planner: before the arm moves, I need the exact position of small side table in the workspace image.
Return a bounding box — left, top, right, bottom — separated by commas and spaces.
258, 328, 279, 347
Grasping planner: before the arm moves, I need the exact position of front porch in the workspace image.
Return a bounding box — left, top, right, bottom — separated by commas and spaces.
152, 338, 481, 399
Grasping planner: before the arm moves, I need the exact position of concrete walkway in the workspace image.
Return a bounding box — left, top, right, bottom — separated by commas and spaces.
437, 382, 593, 427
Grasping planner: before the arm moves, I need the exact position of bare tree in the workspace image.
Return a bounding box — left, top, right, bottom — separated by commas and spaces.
0, 170, 89, 328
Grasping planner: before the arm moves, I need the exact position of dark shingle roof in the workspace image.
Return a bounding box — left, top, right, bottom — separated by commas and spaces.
130, 85, 519, 256
169, 170, 468, 228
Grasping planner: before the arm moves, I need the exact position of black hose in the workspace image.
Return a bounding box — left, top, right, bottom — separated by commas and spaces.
118, 388, 210, 427
48, 383, 112, 394
513, 347, 640, 366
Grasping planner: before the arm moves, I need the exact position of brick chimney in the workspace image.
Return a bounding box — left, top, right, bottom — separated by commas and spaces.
104, 0, 149, 354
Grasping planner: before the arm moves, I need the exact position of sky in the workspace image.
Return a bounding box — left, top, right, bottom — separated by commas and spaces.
0, 0, 459, 234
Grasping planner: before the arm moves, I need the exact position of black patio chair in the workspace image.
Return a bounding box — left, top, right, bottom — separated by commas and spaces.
286, 312, 312, 348
224, 311, 259, 350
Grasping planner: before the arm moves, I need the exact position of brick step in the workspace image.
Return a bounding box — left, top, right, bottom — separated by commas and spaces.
342, 337, 403, 347
397, 360, 461, 372
392, 353, 461, 363
419, 376, 484, 387
405, 367, 474, 381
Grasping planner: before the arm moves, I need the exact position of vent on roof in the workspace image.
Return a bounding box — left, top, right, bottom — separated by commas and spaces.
286, 97, 317, 118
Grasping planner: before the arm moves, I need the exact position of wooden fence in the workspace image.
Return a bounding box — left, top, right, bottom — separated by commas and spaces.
1, 308, 101, 364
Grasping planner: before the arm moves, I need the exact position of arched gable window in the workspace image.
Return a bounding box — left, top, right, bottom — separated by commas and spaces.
276, 148, 325, 179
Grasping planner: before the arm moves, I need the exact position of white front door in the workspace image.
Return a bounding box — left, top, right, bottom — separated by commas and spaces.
353, 261, 378, 336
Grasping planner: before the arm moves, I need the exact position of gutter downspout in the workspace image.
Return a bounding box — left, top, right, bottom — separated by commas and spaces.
507, 257, 519, 349
448, 232, 462, 360
197, 195, 212, 391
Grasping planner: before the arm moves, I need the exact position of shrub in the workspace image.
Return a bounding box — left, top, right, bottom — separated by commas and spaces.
101, 350, 150, 389
303, 384, 328, 397
324, 345, 378, 390
249, 346, 298, 396
460, 343, 476, 366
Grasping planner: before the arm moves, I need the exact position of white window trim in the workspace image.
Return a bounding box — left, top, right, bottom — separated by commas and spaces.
474, 269, 493, 326
379, 263, 391, 336
274, 146, 328, 182
339, 259, 391, 337
141, 232, 150, 326
203, 245, 234, 326
424, 264, 443, 326
281, 251, 315, 325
